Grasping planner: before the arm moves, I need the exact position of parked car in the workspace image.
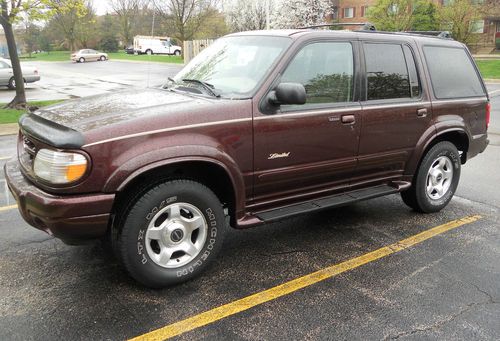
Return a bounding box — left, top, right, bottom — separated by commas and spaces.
133, 35, 182, 55
124, 45, 135, 54
71, 49, 108, 63
0, 58, 40, 90
5, 29, 489, 288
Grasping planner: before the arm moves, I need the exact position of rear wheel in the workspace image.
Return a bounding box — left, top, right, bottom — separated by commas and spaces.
146, 49, 153, 55
401, 141, 461, 213
118, 179, 227, 288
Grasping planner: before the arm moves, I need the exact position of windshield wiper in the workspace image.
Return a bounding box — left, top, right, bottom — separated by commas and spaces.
182, 78, 220, 97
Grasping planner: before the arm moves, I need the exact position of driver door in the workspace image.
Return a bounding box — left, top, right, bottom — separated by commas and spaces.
253, 41, 361, 203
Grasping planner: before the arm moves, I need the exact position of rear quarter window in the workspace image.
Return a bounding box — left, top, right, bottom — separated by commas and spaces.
423, 46, 485, 99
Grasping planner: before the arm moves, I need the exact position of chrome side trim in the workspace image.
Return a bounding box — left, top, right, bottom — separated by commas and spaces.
83, 118, 252, 147
432, 97, 488, 104
254, 106, 360, 120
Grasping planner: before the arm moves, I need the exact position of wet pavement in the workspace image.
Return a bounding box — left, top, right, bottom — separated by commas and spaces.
0, 60, 183, 102
0, 84, 498, 340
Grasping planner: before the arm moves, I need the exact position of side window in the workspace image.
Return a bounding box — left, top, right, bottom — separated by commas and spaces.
0, 61, 9, 69
423, 46, 485, 99
281, 42, 354, 105
364, 43, 411, 100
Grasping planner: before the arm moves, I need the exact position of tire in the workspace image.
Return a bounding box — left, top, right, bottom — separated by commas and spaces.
79, 57, 85, 63
8, 77, 16, 90
146, 49, 153, 55
174, 50, 181, 56
100, 55, 106, 61
401, 141, 461, 213
118, 179, 227, 288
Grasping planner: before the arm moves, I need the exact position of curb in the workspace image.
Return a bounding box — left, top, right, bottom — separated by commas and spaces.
0, 123, 18, 136
485, 79, 500, 84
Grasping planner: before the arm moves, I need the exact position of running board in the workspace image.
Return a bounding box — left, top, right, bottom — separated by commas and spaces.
255, 184, 405, 222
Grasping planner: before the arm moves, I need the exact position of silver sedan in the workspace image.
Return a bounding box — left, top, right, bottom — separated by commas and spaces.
0, 58, 40, 90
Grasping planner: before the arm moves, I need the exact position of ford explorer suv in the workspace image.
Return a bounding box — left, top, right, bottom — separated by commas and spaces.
5, 29, 489, 288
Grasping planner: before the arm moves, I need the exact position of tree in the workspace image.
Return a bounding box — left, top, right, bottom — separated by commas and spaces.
155, 0, 218, 43
0, 0, 32, 108
110, 0, 141, 46
271, 0, 335, 29
50, 0, 89, 52
367, 0, 439, 32
99, 14, 119, 52
224, 0, 274, 32
22, 18, 42, 58
437, 0, 486, 45
0, 0, 87, 109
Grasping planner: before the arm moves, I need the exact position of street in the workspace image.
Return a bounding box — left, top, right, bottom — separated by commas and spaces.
0, 82, 498, 340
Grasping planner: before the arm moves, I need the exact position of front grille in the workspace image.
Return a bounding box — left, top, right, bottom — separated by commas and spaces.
18, 133, 38, 173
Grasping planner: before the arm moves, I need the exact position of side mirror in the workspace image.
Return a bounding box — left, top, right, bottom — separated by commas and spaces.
269, 83, 306, 106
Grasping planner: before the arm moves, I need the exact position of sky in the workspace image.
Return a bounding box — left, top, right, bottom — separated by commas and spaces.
95, 1, 112, 15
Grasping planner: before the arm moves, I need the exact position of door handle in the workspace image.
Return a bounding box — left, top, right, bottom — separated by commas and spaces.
417, 108, 428, 117
341, 114, 356, 124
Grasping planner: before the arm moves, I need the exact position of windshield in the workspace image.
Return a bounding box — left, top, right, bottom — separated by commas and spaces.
170, 36, 292, 98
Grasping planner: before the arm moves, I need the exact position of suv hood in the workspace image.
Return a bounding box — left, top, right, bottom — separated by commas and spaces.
33, 88, 205, 133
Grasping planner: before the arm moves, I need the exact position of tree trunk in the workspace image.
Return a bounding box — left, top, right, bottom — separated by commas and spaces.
2, 21, 27, 109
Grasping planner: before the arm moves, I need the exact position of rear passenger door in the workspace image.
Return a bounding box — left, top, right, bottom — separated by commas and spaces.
353, 42, 432, 186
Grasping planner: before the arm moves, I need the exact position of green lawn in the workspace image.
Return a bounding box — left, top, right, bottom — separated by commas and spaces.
20, 50, 184, 64
0, 100, 64, 124
476, 60, 500, 80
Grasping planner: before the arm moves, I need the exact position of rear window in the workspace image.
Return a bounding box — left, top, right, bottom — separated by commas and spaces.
423, 46, 485, 99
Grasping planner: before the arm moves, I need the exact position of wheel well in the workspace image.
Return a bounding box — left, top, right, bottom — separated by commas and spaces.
428, 131, 469, 164
111, 161, 237, 228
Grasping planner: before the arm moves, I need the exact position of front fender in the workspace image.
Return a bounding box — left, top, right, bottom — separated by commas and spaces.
103, 143, 246, 213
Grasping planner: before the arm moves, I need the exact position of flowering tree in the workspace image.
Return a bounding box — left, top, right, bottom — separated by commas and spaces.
224, 0, 274, 32
271, 0, 335, 29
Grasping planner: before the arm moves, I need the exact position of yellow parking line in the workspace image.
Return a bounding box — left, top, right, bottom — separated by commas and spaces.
129, 215, 482, 341
0, 204, 17, 212
0, 156, 11, 161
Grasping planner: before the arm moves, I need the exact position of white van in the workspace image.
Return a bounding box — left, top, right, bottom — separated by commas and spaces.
133, 36, 182, 56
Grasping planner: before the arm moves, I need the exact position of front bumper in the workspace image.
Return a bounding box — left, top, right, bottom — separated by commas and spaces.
4, 159, 115, 245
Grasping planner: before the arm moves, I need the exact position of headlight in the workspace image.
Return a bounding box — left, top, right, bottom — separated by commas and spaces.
33, 149, 88, 184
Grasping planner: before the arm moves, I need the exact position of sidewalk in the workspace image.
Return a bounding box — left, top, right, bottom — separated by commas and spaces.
0, 123, 18, 136
473, 54, 500, 60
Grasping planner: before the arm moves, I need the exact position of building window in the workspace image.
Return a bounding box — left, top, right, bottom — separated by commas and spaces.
343, 7, 354, 18
470, 20, 485, 33
361, 6, 370, 17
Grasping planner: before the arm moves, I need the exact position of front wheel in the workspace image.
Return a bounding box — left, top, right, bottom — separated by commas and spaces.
100, 55, 107, 61
174, 50, 181, 56
118, 179, 227, 288
401, 141, 461, 213
79, 57, 85, 63
8, 77, 16, 90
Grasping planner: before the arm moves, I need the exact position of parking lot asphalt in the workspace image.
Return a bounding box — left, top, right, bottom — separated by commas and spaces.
0, 60, 183, 102
0, 84, 498, 340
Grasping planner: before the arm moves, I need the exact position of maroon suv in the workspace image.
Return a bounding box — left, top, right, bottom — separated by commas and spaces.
5, 30, 489, 288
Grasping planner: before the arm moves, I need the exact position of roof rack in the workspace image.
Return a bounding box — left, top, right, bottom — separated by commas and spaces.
298, 24, 453, 40
404, 31, 452, 39
299, 23, 376, 31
